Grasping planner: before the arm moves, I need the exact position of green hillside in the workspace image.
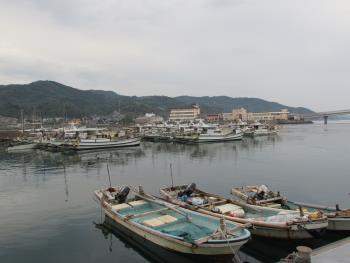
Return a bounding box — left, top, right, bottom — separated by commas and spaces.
0, 80, 313, 119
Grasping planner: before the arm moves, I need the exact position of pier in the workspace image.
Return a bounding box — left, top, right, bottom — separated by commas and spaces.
312, 237, 350, 263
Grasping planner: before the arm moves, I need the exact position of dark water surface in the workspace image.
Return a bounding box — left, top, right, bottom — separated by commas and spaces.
1, 122, 349, 263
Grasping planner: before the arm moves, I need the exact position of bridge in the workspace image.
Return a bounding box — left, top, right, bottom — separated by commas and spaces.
303, 109, 350, 124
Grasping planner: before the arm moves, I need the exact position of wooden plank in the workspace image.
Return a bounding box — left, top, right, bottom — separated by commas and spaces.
125, 207, 170, 219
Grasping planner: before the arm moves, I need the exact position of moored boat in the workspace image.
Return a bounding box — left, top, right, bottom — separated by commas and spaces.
231, 185, 350, 231
231, 185, 286, 207
175, 127, 243, 143
160, 184, 328, 239
62, 137, 141, 151
6, 140, 37, 152
94, 185, 251, 257
143, 131, 174, 142
253, 123, 278, 136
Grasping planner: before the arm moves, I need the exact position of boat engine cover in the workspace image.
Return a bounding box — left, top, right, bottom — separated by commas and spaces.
115, 186, 130, 203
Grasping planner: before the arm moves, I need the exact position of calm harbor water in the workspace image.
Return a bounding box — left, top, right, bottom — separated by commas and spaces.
1, 122, 350, 263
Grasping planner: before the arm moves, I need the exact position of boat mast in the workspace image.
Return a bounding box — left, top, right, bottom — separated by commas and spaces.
63, 103, 67, 123
170, 163, 174, 188
20, 109, 24, 134
32, 107, 35, 132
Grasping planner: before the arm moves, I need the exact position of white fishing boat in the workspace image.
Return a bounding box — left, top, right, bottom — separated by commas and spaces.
143, 129, 174, 142
161, 184, 328, 239
63, 137, 141, 151
175, 127, 243, 143
231, 185, 350, 231
252, 123, 278, 136
6, 140, 37, 152
94, 185, 251, 257
58, 124, 106, 139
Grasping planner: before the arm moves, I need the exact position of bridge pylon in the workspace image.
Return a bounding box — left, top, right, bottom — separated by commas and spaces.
324, 115, 328, 125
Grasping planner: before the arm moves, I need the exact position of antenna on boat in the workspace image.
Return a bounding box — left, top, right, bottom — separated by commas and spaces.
107, 163, 112, 189
170, 163, 174, 189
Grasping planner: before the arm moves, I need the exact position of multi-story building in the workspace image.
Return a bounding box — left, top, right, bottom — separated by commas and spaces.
249, 109, 289, 121
232, 108, 289, 122
205, 113, 222, 122
232, 108, 249, 121
169, 104, 200, 121
222, 112, 234, 121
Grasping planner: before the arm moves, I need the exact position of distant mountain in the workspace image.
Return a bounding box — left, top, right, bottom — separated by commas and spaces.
175, 96, 312, 115
0, 80, 313, 119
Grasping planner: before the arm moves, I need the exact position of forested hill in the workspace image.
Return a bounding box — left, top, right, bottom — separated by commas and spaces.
0, 80, 313, 118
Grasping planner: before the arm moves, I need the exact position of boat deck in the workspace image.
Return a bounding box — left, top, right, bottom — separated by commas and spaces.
114, 198, 244, 243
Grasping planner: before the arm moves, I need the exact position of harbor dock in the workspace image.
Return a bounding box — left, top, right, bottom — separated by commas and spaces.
312, 237, 350, 263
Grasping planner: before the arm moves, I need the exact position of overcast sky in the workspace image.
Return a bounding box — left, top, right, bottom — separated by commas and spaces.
1, 0, 350, 111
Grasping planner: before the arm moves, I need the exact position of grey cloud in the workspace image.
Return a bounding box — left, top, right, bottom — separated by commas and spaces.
1, 0, 350, 110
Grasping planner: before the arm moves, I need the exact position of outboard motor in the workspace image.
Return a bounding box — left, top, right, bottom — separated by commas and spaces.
255, 184, 268, 200
178, 183, 196, 197
115, 186, 130, 203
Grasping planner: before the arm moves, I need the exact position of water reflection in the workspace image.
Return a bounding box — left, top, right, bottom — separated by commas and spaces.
1, 123, 350, 263
142, 136, 282, 160
0, 147, 146, 175
0, 137, 280, 175
63, 165, 69, 202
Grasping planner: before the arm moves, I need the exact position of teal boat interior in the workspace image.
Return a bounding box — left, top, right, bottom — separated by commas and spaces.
112, 199, 250, 243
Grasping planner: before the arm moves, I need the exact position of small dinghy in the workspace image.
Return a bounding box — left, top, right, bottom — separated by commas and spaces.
231, 185, 286, 208
6, 140, 37, 152
161, 184, 328, 239
231, 185, 350, 231
94, 185, 250, 257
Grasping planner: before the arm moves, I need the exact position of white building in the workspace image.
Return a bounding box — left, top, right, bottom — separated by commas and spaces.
232, 108, 249, 121
232, 108, 289, 122
135, 113, 164, 124
222, 112, 234, 121
145, 113, 156, 118
248, 109, 289, 121
169, 104, 200, 121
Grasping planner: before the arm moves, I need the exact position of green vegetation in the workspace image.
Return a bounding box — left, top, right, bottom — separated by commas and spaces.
0, 80, 313, 119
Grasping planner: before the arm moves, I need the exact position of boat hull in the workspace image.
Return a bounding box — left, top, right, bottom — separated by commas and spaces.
328, 218, 350, 231
94, 189, 250, 256
253, 131, 277, 136
197, 133, 243, 142
160, 186, 328, 240
102, 215, 229, 263
249, 222, 327, 239
175, 133, 243, 143
102, 207, 247, 255
187, 207, 327, 239
65, 138, 141, 150
286, 201, 350, 231
7, 143, 37, 152
232, 187, 345, 232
